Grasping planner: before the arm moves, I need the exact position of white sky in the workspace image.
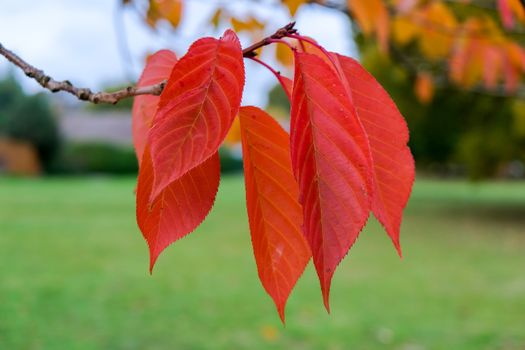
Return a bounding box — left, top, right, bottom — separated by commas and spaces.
0, 0, 356, 106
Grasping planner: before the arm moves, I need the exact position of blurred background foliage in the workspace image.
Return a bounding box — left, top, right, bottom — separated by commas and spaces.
359, 42, 525, 179
1, 0, 525, 179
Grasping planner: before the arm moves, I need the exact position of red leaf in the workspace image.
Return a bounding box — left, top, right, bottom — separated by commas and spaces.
290, 51, 373, 311
136, 147, 220, 272
498, 0, 514, 29
132, 50, 178, 162
280, 76, 294, 101
239, 106, 311, 322
334, 54, 415, 254
148, 30, 245, 200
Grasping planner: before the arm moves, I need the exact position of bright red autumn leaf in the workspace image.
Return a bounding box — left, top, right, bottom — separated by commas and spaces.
290, 51, 374, 311
289, 37, 414, 254
239, 106, 311, 323
280, 76, 293, 101
148, 29, 245, 201
334, 53, 415, 255
132, 50, 178, 162
136, 147, 220, 271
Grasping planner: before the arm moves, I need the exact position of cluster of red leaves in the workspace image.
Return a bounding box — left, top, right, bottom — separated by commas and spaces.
132, 27, 415, 322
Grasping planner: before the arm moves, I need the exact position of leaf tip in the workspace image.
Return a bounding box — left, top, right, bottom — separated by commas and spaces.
277, 304, 286, 325
149, 249, 159, 274
390, 234, 403, 259
222, 28, 240, 44
394, 240, 403, 259
322, 293, 331, 314
320, 271, 334, 314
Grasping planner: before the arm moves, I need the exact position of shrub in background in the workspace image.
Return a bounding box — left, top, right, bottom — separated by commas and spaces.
51, 142, 138, 175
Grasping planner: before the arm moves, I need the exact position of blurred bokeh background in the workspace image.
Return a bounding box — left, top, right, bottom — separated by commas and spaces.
1, 0, 525, 349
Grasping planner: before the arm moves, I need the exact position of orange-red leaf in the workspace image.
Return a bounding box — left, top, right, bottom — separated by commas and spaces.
132, 50, 178, 162
347, 0, 390, 51
280, 76, 293, 101
149, 30, 245, 200
290, 51, 373, 311
334, 54, 415, 255
132, 50, 220, 273
414, 71, 435, 104
136, 147, 220, 271
239, 106, 311, 322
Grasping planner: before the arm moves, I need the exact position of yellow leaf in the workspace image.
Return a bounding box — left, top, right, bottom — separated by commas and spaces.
224, 117, 241, 146
417, 2, 457, 59
210, 8, 222, 28
414, 72, 434, 103
230, 17, 264, 33
392, 16, 419, 45
276, 42, 294, 67
146, 3, 159, 28
462, 51, 484, 88
282, 0, 305, 16
246, 17, 265, 31
147, 0, 183, 28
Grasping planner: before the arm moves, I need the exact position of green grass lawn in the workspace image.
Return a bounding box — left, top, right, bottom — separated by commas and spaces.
1, 176, 524, 350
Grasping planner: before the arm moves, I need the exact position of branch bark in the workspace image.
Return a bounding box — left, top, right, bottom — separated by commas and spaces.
0, 22, 296, 105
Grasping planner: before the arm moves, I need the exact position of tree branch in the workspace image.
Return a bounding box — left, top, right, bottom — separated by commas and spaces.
0, 42, 167, 104
0, 22, 297, 105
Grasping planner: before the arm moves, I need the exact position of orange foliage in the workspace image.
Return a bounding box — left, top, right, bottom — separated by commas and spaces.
449, 17, 525, 92
347, 0, 390, 51
125, 0, 525, 101
415, 72, 434, 103
146, 0, 182, 28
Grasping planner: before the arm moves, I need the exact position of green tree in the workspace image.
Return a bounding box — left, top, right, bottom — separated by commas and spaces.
0, 75, 62, 171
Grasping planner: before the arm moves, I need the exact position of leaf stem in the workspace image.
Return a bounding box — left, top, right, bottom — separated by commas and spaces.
248, 56, 292, 101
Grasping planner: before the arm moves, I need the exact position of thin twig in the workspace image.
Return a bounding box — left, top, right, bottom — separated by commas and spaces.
242, 22, 297, 58
0, 42, 166, 104
0, 22, 297, 105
